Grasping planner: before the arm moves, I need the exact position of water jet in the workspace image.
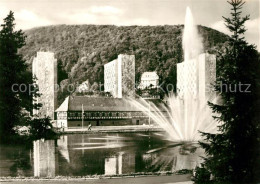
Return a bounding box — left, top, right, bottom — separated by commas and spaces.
130, 7, 218, 142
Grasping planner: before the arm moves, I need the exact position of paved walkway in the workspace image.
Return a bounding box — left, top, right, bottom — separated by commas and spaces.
61, 125, 163, 133
1, 175, 192, 184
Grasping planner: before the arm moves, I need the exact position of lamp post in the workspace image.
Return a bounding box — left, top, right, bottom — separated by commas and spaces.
149, 101, 151, 126
82, 104, 84, 129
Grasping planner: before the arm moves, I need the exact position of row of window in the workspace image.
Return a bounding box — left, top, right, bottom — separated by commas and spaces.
57, 111, 168, 120
67, 111, 146, 118
57, 112, 67, 119
68, 116, 134, 120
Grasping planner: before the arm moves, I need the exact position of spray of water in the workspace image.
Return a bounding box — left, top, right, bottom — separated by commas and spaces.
182, 7, 203, 62
129, 94, 218, 142
129, 7, 217, 142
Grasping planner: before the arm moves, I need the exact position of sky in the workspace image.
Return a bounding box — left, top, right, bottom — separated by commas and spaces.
0, 0, 259, 50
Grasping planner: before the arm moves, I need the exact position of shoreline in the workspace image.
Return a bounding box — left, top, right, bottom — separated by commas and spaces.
57, 125, 164, 134
0, 171, 192, 182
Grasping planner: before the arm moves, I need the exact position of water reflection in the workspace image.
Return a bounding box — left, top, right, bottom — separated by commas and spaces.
140, 145, 204, 172
57, 136, 70, 163
0, 144, 33, 176
105, 152, 135, 175
0, 133, 205, 177
33, 139, 55, 177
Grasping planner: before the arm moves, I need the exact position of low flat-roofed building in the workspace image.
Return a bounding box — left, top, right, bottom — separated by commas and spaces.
55, 96, 165, 128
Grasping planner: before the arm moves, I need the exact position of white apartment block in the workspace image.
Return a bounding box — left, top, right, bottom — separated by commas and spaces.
104, 59, 120, 97
177, 53, 216, 103
32, 52, 57, 119
104, 54, 135, 98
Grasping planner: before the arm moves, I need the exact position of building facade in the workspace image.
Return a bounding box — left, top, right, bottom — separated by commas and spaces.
177, 53, 216, 103
77, 80, 90, 93
104, 54, 135, 98
139, 72, 159, 89
104, 59, 119, 97
32, 52, 57, 119
55, 96, 165, 128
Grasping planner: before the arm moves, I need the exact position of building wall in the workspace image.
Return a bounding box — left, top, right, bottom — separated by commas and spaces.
67, 120, 97, 127
177, 62, 185, 99
67, 111, 148, 121
139, 72, 159, 89
67, 119, 145, 127
32, 52, 57, 119
198, 53, 216, 103
104, 54, 135, 98
177, 53, 216, 102
177, 58, 199, 99
120, 54, 135, 98
104, 59, 118, 97
57, 119, 68, 128
56, 111, 68, 128
117, 57, 122, 98
57, 116, 155, 128
56, 108, 163, 128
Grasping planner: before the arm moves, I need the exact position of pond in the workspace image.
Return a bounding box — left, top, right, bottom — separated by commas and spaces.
0, 132, 204, 177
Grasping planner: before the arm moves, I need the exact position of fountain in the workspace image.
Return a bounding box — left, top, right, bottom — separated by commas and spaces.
182, 7, 203, 62
130, 7, 218, 142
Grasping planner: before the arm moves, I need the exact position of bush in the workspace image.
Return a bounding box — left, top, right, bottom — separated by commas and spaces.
193, 166, 211, 184
29, 116, 57, 140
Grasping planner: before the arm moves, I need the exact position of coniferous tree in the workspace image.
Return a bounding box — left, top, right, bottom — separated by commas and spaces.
0, 11, 37, 143
196, 0, 260, 183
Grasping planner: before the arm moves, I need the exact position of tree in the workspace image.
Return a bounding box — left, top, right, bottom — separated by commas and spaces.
29, 117, 57, 140
57, 59, 68, 84
196, 0, 260, 183
0, 11, 36, 143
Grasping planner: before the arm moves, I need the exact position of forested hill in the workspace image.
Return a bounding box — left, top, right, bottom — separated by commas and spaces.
19, 24, 229, 104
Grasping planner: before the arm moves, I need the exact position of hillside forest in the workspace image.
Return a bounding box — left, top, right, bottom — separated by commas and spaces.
19, 25, 229, 105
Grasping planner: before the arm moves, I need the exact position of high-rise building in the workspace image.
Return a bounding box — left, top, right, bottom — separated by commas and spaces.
104, 54, 135, 98
177, 53, 216, 103
32, 52, 57, 119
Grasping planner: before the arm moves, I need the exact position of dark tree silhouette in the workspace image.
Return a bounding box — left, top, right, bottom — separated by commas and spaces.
0, 11, 39, 143
195, 0, 260, 183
